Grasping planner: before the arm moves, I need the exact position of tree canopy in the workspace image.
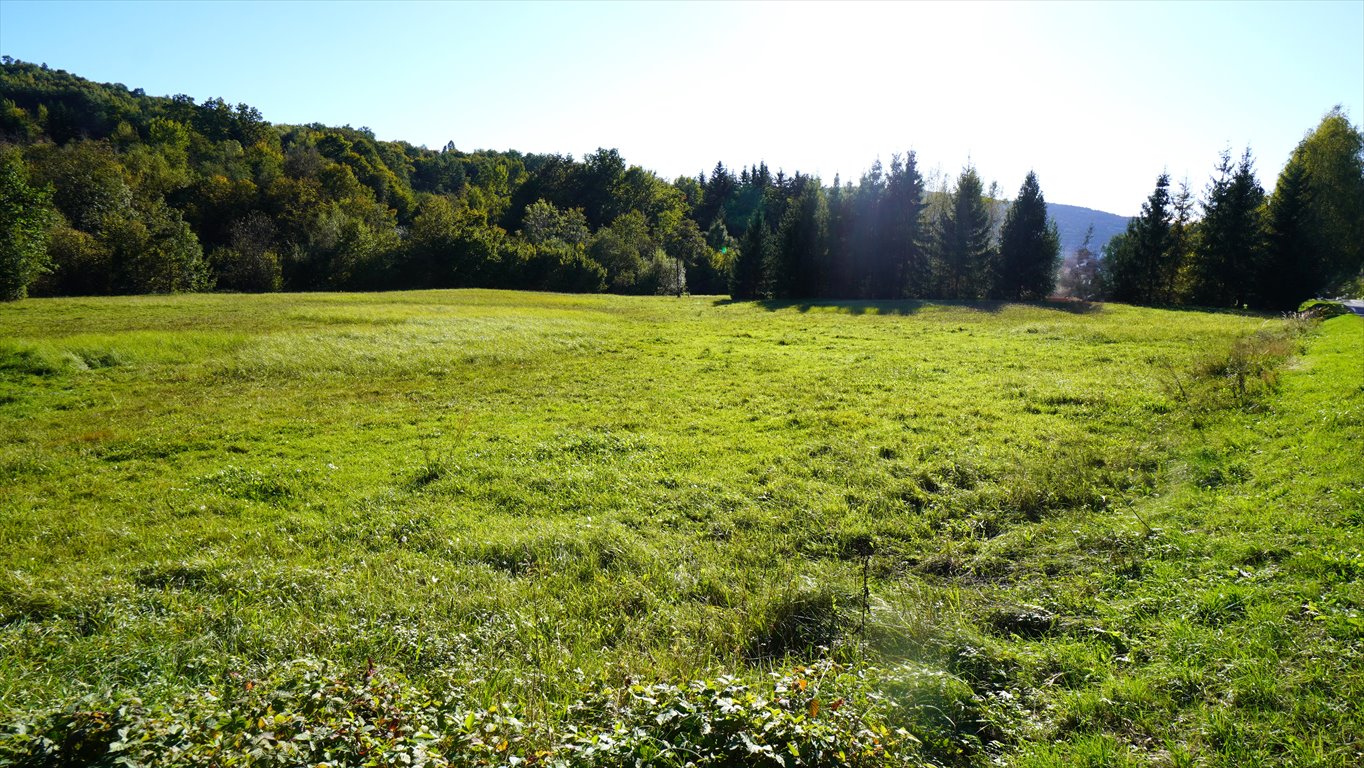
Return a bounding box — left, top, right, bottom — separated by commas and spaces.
2, 58, 1359, 309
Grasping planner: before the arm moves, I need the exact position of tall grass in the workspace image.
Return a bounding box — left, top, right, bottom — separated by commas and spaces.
0, 291, 1357, 765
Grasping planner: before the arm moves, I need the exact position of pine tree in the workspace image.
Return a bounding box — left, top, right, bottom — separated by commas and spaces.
772, 175, 829, 298
1132, 174, 1176, 303
825, 175, 853, 298
1100, 174, 1178, 305
1188, 150, 1265, 307
730, 205, 769, 300
882, 152, 929, 299
995, 171, 1061, 300
850, 159, 886, 298
933, 166, 994, 299
1259, 158, 1316, 310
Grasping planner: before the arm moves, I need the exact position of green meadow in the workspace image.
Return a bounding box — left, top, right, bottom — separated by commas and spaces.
0, 290, 1360, 766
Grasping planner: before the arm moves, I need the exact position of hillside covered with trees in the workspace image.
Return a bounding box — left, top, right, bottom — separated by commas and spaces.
2, 58, 1361, 309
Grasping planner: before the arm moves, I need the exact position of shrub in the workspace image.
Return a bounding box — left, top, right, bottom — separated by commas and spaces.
0, 659, 938, 767
1296, 299, 1349, 318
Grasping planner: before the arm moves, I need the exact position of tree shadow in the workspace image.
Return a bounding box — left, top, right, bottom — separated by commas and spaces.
1035, 298, 1106, 315
708, 298, 931, 315
710, 297, 1106, 316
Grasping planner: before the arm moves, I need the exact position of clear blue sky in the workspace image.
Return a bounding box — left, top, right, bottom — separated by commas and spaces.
2, 0, 1360, 215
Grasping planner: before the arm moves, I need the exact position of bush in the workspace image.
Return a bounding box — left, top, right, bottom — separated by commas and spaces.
0, 659, 937, 767
1297, 299, 1349, 318
210, 246, 283, 292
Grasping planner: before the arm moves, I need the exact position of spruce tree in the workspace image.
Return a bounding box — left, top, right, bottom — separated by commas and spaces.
933, 166, 994, 299
1099, 229, 1141, 303
1259, 158, 1316, 310
995, 171, 1061, 300
882, 152, 929, 299
729, 205, 769, 300
1100, 174, 1178, 305
1132, 174, 1175, 303
850, 160, 886, 298
1188, 150, 1265, 307
772, 176, 829, 298
698, 162, 735, 230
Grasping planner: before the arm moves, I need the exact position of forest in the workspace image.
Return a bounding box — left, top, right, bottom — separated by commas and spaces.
2, 57, 1362, 309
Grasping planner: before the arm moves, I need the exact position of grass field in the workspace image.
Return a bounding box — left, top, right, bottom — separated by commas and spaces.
0, 290, 1359, 766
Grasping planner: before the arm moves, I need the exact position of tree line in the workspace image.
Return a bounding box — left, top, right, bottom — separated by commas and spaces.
1099, 110, 1363, 311
2, 58, 1360, 309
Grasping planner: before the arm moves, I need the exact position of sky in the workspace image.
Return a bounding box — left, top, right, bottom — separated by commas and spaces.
1, 0, 1360, 216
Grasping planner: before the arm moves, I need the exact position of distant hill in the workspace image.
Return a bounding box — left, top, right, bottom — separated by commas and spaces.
1047, 203, 1130, 256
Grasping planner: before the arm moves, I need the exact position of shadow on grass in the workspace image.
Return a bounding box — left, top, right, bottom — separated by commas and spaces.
711, 297, 1106, 316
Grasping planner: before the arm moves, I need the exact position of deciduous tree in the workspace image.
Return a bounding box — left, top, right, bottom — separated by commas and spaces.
1290, 107, 1364, 295
0, 147, 54, 300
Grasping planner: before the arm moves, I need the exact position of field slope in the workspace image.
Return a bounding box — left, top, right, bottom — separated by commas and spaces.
0, 291, 1358, 766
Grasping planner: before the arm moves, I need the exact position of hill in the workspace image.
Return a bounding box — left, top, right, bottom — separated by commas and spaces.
1047, 201, 1131, 255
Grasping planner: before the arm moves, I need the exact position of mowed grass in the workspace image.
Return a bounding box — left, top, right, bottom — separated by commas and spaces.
0, 290, 1359, 766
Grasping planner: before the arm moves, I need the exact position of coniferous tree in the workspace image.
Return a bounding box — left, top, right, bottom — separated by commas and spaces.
730, 204, 769, 299
1132, 174, 1176, 303
849, 159, 886, 298
18, 58, 1360, 307
1099, 230, 1140, 303
1259, 158, 1316, 310
933, 166, 994, 299
1167, 180, 1196, 301
881, 152, 929, 298
771, 175, 829, 298
824, 175, 852, 297
1188, 150, 1265, 307
995, 171, 1061, 300
696, 162, 735, 231
1101, 174, 1176, 305
728, 163, 769, 237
